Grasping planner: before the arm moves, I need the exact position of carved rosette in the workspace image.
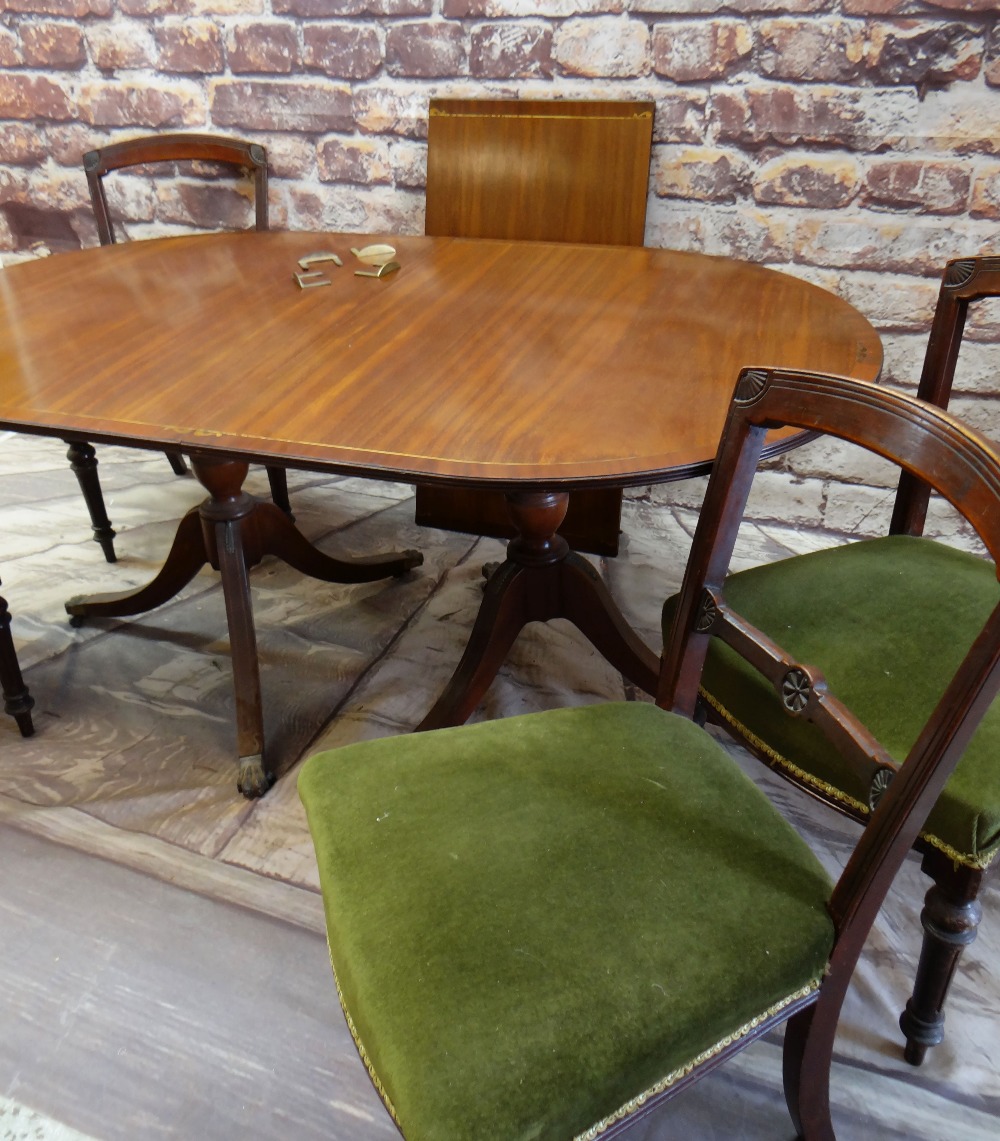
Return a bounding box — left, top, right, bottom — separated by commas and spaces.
734, 369, 769, 406
869, 766, 894, 811
781, 667, 811, 713
944, 259, 977, 289
695, 591, 718, 632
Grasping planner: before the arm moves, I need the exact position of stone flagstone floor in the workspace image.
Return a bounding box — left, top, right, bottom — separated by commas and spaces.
0, 428, 997, 1140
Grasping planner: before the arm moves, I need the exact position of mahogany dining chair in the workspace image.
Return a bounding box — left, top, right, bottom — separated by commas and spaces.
0, 584, 33, 738
662, 255, 1000, 1066
298, 367, 1000, 1139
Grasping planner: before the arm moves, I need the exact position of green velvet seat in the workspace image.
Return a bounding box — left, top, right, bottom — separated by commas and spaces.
662, 535, 1000, 870
299, 702, 834, 1141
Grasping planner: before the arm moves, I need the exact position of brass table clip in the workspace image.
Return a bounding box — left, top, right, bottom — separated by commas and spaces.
354, 261, 401, 279
294, 271, 332, 289
298, 252, 343, 270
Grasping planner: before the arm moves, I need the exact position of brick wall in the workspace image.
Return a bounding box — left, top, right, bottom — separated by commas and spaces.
1, 1, 998, 545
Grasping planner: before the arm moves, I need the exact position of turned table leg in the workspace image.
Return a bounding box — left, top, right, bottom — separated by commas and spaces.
65, 451, 423, 797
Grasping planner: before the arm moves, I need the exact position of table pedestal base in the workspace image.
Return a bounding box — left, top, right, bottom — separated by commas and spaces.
65, 455, 422, 797
417, 490, 659, 731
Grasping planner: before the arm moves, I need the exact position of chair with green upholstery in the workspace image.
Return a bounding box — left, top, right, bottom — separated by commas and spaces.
298, 367, 1000, 1139
662, 255, 1000, 1068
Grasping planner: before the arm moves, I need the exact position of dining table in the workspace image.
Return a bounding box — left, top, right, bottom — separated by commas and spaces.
0, 231, 882, 796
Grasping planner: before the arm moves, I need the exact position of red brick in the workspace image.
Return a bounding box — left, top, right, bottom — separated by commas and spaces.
0, 125, 49, 165
863, 159, 969, 214
754, 155, 860, 208
318, 136, 392, 183
5, 0, 111, 13
0, 27, 21, 68
714, 206, 796, 264
470, 22, 553, 79
386, 22, 466, 77
120, 0, 260, 12
986, 25, 1000, 86
653, 146, 749, 202
637, 0, 825, 9
867, 20, 982, 87
971, 165, 1000, 219
354, 88, 427, 137
913, 90, 1000, 156
157, 182, 258, 230
651, 92, 709, 144
795, 216, 980, 275
33, 169, 91, 210
839, 0, 920, 11
390, 139, 425, 188
79, 81, 204, 128
856, 0, 995, 9
447, 0, 623, 13
303, 24, 382, 79
155, 22, 224, 74
274, 0, 430, 14
711, 83, 913, 150
0, 168, 30, 204
44, 123, 105, 165
0, 74, 73, 120
757, 19, 867, 82
211, 80, 352, 133
652, 21, 752, 82
554, 16, 649, 77
228, 22, 300, 74
260, 136, 315, 179
86, 25, 156, 71
20, 22, 86, 68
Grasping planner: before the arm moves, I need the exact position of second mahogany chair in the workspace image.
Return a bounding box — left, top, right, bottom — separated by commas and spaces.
298, 368, 1000, 1139
75, 133, 291, 562
662, 255, 1000, 1066
415, 98, 654, 557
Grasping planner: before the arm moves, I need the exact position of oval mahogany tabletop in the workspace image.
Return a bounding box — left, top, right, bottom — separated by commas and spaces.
0, 232, 882, 489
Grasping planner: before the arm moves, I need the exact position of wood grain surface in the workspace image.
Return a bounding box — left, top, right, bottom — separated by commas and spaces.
0, 233, 882, 487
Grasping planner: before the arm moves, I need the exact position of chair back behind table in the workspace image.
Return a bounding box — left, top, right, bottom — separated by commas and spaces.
415, 98, 655, 557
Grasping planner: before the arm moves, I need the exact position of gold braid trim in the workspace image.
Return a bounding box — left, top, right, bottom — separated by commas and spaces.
573, 981, 821, 1141
327, 937, 402, 1130
701, 689, 999, 872
919, 832, 998, 871
700, 689, 869, 815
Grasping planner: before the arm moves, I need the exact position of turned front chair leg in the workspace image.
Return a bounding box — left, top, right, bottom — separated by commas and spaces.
899, 873, 983, 1065
0, 590, 34, 737
65, 440, 117, 562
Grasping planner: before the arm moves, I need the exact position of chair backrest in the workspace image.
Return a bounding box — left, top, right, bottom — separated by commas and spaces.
83, 133, 268, 246
660, 367, 1000, 1028
891, 254, 1000, 537
424, 98, 653, 246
